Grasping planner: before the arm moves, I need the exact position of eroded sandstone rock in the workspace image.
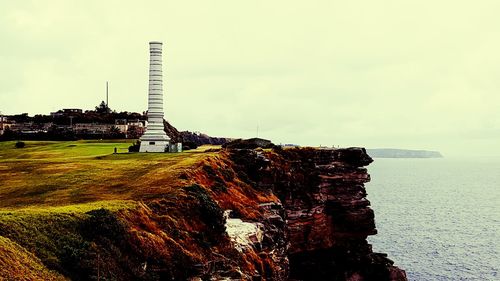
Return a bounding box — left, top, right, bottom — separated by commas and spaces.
228, 147, 407, 281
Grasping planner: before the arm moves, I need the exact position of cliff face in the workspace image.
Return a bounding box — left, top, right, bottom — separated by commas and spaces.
228, 148, 407, 281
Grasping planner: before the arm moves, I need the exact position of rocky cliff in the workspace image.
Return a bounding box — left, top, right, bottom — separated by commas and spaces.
225, 147, 407, 281
0, 144, 406, 281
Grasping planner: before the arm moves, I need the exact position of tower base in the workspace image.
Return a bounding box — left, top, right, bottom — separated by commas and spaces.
139, 140, 170, 153
139, 140, 183, 153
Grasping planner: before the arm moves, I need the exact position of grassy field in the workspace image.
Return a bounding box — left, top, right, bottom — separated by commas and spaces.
0, 140, 217, 209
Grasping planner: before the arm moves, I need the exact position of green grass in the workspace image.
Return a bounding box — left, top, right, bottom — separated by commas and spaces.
0, 140, 218, 208
0, 235, 67, 280
0, 200, 137, 215
0, 140, 131, 160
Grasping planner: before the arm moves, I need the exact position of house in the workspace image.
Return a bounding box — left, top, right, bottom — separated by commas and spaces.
114, 119, 128, 133
74, 123, 113, 134
50, 108, 83, 117
63, 109, 83, 114
0, 116, 13, 135
127, 119, 145, 128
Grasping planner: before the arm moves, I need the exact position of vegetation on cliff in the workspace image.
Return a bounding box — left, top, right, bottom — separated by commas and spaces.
0, 141, 279, 280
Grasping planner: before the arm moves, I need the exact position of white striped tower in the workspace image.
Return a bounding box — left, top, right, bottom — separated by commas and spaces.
140, 41, 170, 152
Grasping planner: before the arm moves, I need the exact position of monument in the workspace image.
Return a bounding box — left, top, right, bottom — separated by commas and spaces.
140, 41, 181, 153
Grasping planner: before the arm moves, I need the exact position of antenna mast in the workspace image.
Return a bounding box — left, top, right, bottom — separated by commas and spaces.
106, 81, 109, 111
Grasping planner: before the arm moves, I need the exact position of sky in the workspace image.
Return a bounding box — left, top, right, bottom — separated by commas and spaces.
1, 1, 499, 158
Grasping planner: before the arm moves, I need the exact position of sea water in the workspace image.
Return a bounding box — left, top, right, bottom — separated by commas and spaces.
366, 158, 500, 281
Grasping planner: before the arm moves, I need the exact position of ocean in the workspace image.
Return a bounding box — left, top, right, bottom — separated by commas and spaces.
366, 158, 500, 281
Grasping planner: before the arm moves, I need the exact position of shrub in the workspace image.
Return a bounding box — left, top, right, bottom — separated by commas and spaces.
184, 184, 225, 239
81, 209, 127, 241
182, 141, 198, 150
15, 141, 25, 148
128, 140, 140, 152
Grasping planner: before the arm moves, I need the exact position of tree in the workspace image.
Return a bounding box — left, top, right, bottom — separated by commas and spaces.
95, 101, 110, 114
0, 127, 16, 140
126, 125, 142, 139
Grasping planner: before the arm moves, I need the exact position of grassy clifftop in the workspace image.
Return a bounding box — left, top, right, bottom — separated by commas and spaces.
0, 140, 215, 208
0, 140, 277, 280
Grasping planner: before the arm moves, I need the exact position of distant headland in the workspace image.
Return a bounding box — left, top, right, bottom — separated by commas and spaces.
367, 148, 443, 158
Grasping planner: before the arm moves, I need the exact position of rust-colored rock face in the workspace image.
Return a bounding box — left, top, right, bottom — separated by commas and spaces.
228, 147, 407, 280
282, 149, 376, 254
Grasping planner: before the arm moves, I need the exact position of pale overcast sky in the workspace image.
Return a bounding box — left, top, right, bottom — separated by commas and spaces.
1, 1, 499, 157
